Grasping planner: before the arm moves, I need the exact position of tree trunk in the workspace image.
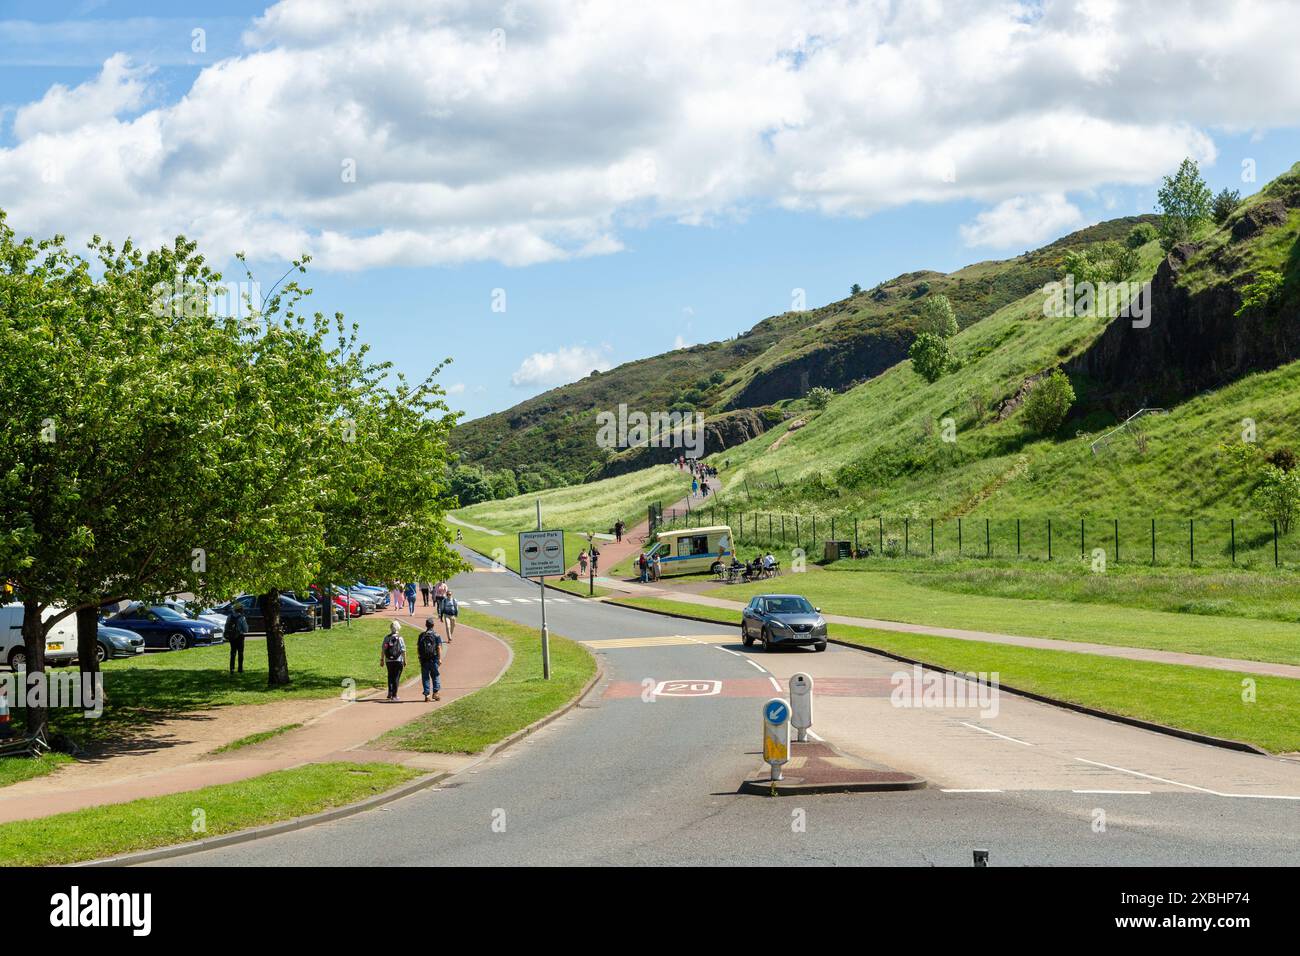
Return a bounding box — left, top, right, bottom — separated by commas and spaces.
260, 589, 290, 686
76, 605, 102, 718
20, 598, 48, 743
322, 583, 333, 630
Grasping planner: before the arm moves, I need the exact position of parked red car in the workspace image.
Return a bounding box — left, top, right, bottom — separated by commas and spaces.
310, 585, 363, 617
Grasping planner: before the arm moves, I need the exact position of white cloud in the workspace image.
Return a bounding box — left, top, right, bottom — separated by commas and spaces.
0, 1, 1294, 268
510, 346, 611, 388
444, 382, 466, 395
959, 192, 1083, 248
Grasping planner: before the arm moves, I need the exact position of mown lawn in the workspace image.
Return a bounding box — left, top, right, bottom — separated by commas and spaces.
707, 568, 1300, 665
609, 595, 1300, 752
0, 761, 421, 866
380, 608, 595, 753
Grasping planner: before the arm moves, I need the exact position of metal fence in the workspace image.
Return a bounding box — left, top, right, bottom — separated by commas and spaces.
654, 505, 1299, 568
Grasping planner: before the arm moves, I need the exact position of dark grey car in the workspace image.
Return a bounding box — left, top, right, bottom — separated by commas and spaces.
741, 594, 828, 652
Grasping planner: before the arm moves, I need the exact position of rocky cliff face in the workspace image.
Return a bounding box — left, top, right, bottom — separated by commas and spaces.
592, 408, 774, 479
1068, 202, 1299, 412
724, 328, 912, 409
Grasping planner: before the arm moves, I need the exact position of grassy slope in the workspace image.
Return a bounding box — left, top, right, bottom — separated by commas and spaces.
380, 608, 595, 753
607, 597, 1300, 752
0, 762, 420, 866
452, 218, 1156, 481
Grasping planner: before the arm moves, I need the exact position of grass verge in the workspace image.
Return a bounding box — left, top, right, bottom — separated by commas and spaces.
0, 761, 421, 866
211, 723, 303, 754
548, 579, 613, 598
0, 751, 74, 788
380, 608, 596, 754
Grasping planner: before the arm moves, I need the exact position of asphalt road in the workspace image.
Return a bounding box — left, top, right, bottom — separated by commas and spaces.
158, 556, 1300, 866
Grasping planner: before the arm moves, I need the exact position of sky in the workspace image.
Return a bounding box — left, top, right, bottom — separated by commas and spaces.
2, 0, 1299, 421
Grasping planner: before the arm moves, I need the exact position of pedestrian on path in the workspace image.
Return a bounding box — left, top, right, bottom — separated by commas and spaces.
404, 581, 418, 614
638, 552, 648, 583
381, 621, 406, 701
389, 582, 402, 609
578, 550, 588, 575
651, 553, 662, 581
691, 477, 698, 497
420, 581, 430, 607
417, 617, 443, 702
590, 546, 600, 574
615, 519, 624, 543
434, 579, 449, 620
225, 603, 248, 674
442, 589, 459, 642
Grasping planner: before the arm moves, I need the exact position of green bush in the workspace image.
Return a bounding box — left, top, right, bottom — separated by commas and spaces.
1235, 269, 1284, 317
806, 386, 834, 409
1125, 223, 1158, 249
908, 332, 952, 383
1212, 188, 1242, 225
1022, 369, 1076, 435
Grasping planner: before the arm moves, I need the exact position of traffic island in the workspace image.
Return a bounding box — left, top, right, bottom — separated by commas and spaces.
740, 740, 926, 796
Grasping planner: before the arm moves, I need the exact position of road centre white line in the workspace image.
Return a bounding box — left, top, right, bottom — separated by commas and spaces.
958, 721, 1033, 747
941, 788, 1003, 793
1073, 757, 1300, 800
1073, 789, 1152, 795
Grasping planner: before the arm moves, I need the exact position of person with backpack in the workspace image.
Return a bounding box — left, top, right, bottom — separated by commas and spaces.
417, 617, 443, 702
380, 621, 406, 701
442, 588, 459, 642
225, 602, 249, 674
434, 580, 449, 620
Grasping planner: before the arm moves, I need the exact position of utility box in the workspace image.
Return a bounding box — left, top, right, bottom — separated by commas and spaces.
823, 540, 852, 562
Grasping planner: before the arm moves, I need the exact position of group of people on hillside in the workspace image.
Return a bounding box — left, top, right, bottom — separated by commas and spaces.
679, 456, 718, 498
380, 578, 460, 703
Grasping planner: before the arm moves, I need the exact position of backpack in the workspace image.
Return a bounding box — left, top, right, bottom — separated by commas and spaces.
417, 630, 438, 660
383, 634, 403, 662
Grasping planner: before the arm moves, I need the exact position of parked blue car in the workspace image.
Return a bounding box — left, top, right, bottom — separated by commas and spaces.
103, 603, 223, 651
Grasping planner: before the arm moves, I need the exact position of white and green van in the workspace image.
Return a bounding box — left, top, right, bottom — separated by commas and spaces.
646, 525, 734, 577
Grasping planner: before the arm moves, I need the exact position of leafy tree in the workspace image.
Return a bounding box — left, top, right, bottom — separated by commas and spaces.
1125, 223, 1158, 249
908, 332, 952, 384
850, 283, 862, 296
1212, 188, 1242, 225
1022, 370, 1075, 435
1253, 464, 1300, 534
806, 386, 833, 409
1235, 269, 1283, 317
1156, 157, 1213, 250
708, 370, 726, 385
916, 293, 958, 338
489, 468, 520, 500
450, 466, 494, 506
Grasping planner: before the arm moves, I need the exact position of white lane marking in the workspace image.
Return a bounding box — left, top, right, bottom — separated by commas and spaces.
768, 677, 781, 692
807, 729, 824, 742
513, 598, 532, 604
959, 721, 1034, 747
493, 599, 511, 604
941, 788, 1003, 793
552, 598, 569, 603
1073, 757, 1300, 800
1073, 789, 1152, 795
473, 600, 490, 605
746, 659, 767, 672
715, 646, 742, 657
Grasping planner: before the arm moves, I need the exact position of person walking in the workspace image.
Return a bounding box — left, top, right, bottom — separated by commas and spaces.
389, 582, 402, 609
404, 581, 418, 615
578, 550, 589, 576
433, 579, 449, 620
417, 617, 443, 702
691, 477, 698, 497
225, 602, 248, 674
615, 519, 624, 543
651, 552, 662, 582
442, 588, 459, 642
590, 546, 600, 575
420, 581, 430, 607
638, 551, 648, 583
380, 621, 406, 701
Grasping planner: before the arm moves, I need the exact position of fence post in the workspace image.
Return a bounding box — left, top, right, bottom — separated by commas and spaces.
1113, 518, 1119, 565
1151, 518, 1156, 565
1189, 518, 1195, 566
1080, 517, 1085, 559
1016, 518, 1021, 556
1048, 518, 1053, 561
1231, 518, 1236, 564
958, 517, 963, 555
985, 518, 990, 557
930, 518, 935, 555
812, 516, 817, 551
831, 517, 836, 542
1275, 520, 1280, 567
879, 515, 884, 553
905, 518, 910, 556
854, 518, 859, 555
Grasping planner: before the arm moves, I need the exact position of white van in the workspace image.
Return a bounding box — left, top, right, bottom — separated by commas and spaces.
645, 525, 735, 577
0, 604, 79, 670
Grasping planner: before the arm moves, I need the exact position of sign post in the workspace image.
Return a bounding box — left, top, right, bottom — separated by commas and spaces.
518, 503, 565, 680
789, 672, 813, 742
762, 697, 790, 781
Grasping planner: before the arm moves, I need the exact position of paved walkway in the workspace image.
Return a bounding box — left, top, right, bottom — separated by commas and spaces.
609, 582, 1300, 681
0, 608, 510, 824
566, 472, 720, 577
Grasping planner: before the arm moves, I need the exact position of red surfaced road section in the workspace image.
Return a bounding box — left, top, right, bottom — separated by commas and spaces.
602, 676, 899, 700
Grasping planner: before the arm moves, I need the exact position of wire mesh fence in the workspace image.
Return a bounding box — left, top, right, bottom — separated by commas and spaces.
653, 504, 1298, 569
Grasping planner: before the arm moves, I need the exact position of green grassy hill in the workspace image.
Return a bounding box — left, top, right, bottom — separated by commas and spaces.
450, 216, 1156, 485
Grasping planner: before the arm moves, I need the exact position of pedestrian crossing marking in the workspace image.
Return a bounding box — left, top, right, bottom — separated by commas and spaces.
493, 599, 512, 604
581, 634, 737, 650
472, 600, 490, 605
